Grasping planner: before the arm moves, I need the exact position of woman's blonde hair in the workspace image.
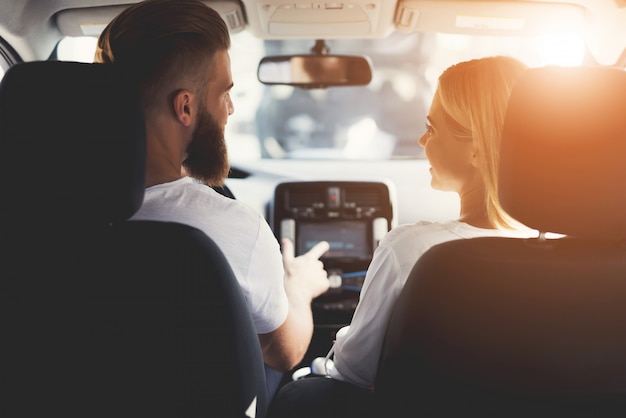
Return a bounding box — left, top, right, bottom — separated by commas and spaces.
435, 56, 528, 229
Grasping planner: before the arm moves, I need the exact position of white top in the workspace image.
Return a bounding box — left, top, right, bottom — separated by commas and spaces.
129, 177, 288, 334
329, 220, 536, 388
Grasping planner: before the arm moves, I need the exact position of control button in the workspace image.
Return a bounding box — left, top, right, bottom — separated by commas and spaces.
328, 272, 342, 289
327, 186, 340, 208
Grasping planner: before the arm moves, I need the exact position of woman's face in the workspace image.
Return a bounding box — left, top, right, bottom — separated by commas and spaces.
418, 95, 477, 193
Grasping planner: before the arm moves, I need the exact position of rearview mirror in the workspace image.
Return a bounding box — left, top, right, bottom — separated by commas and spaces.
257, 54, 373, 88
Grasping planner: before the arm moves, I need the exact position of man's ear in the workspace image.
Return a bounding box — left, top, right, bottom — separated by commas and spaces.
172, 89, 194, 127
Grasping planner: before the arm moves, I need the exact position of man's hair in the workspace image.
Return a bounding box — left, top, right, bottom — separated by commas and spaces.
435, 56, 528, 229
94, 0, 231, 112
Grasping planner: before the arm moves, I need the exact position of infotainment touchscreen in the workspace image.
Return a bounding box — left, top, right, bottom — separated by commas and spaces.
297, 220, 370, 260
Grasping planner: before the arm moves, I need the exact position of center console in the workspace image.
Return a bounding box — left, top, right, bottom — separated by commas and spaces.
271, 180, 394, 323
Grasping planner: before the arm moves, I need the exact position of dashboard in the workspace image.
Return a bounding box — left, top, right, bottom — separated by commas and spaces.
270, 180, 396, 359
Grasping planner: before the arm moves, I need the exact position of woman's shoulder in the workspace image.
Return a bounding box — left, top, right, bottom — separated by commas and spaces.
380, 219, 525, 251
384, 220, 460, 240
379, 220, 460, 250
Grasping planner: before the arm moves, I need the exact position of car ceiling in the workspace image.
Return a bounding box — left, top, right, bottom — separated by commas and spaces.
0, 0, 624, 66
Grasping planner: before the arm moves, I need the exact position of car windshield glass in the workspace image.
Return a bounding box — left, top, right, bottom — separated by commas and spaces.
56, 30, 587, 162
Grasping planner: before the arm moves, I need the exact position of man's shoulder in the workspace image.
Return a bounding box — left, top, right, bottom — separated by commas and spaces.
187, 182, 263, 218
139, 178, 263, 224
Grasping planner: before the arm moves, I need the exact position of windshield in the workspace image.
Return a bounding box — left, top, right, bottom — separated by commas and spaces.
56, 30, 587, 162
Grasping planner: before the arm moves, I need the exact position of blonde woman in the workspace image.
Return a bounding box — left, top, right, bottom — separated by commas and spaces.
269, 55, 534, 418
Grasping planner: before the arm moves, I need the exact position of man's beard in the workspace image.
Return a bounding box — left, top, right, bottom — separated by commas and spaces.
183, 106, 230, 186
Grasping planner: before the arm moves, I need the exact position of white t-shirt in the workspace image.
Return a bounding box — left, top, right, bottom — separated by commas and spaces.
129, 177, 288, 334
329, 220, 537, 388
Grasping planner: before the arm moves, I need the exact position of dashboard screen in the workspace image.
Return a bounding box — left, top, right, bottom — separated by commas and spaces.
297, 220, 370, 260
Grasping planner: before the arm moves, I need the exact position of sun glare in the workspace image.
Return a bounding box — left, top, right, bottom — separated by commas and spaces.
537, 32, 586, 67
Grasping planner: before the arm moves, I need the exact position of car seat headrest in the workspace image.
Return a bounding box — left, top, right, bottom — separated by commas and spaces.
0, 61, 146, 226
499, 66, 626, 239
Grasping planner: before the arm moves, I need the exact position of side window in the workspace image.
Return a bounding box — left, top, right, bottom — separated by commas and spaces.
56, 36, 98, 62
0, 36, 22, 82
0, 36, 96, 83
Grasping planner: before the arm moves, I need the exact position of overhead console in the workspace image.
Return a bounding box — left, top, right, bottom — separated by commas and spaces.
271, 180, 394, 322
242, 0, 398, 38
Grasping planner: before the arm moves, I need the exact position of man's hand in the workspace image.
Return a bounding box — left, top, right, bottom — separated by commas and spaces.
281, 238, 330, 300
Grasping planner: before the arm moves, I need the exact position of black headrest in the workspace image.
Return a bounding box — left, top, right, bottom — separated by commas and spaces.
0, 61, 146, 226
499, 66, 626, 239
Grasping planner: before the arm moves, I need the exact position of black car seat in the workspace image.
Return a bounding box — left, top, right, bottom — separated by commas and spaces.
375, 66, 626, 417
0, 61, 267, 418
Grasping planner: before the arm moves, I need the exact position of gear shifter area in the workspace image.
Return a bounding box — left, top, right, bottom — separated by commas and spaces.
291, 326, 350, 381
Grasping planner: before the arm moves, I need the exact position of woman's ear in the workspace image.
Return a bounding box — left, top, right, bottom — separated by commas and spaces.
172, 89, 194, 127
470, 142, 480, 168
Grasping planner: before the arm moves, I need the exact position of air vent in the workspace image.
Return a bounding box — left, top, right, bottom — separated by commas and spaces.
287, 190, 324, 208
345, 189, 381, 207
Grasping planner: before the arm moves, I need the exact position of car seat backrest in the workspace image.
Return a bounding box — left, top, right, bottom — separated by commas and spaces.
499, 65, 626, 239
376, 66, 626, 417
0, 61, 267, 418
0, 60, 145, 227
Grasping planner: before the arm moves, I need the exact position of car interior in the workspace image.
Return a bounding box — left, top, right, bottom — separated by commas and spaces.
0, 0, 625, 416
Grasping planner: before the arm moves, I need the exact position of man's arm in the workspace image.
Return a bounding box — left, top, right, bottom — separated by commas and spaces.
259, 239, 329, 371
